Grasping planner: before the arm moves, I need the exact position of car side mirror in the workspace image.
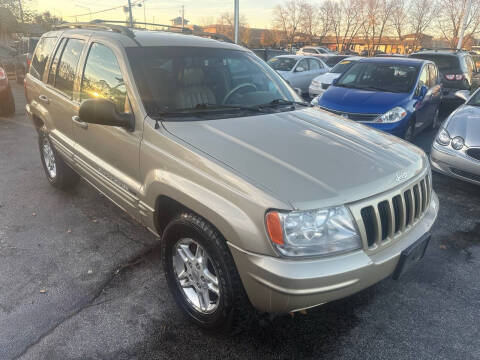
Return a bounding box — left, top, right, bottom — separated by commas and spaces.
454, 90, 470, 102
417, 85, 428, 99
293, 88, 302, 96
79, 98, 134, 130
295, 66, 305, 73
332, 78, 338, 86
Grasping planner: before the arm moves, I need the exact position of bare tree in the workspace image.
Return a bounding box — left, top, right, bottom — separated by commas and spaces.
299, 1, 331, 44
273, 0, 304, 48
390, 0, 410, 40
407, 0, 437, 51
362, 0, 396, 54
436, 0, 480, 48
216, 12, 250, 45
329, 0, 365, 52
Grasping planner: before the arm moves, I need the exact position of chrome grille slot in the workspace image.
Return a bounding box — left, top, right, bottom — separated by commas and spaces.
351, 172, 432, 251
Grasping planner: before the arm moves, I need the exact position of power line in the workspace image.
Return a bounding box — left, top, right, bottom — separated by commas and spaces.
67, 0, 144, 19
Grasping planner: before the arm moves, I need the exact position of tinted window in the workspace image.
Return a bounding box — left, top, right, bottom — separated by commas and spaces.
55, 39, 85, 97
297, 59, 309, 71
267, 57, 297, 71
303, 48, 316, 54
30, 37, 57, 80
81, 43, 128, 113
47, 38, 66, 86
337, 62, 419, 93
410, 54, 460, 73
330, 59, 356, 74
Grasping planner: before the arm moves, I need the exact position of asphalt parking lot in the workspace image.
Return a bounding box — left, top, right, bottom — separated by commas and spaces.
1, 84, 479, 360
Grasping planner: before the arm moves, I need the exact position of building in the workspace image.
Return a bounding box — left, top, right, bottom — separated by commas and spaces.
170, 16, 189, 27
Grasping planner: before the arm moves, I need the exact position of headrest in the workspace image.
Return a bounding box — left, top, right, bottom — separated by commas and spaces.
180, 68, 205, 86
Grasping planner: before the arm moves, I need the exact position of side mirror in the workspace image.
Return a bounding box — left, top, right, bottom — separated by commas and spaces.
294, 88, 302, 96
332, 78, 338, 86
454, 90, 470, 102
417, 85, 428, 99
295, 66, 305, 73
79, 98, 134, 130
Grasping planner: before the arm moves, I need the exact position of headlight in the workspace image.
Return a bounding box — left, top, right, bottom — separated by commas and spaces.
311, 95, 322, 106
436, 128, 451, 146
266, 206, 362, 257
311, 79, 320, 87
374, 107, 407, 123
451, 136, 464, 150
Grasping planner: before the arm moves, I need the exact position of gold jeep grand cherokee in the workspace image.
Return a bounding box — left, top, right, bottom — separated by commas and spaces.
25, 23, 439, 331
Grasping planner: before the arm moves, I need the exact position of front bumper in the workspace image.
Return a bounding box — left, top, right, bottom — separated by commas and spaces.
308, 84, 326, 98
431, 142, 480, 185
229, 192, 439, 313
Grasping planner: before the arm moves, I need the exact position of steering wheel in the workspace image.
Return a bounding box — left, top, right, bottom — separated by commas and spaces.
222, 83, 257, 104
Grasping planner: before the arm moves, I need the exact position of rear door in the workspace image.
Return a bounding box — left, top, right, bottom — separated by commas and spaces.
73, 41, 143, 219
38, 36, 87, 163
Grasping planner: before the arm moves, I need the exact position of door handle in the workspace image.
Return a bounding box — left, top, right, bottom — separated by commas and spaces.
72, 116, 88, 129
38, 95, 50, 104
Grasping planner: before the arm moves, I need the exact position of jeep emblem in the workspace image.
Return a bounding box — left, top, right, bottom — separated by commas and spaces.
395, 171, 408, 182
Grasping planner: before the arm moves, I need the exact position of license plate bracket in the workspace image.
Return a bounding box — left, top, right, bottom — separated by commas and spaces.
392, 233, 431, 280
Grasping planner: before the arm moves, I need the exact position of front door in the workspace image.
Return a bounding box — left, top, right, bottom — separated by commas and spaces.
73, 41, 143, 219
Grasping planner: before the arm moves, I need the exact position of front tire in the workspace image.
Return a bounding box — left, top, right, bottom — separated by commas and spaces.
404, 118, 416, 142
162, 213, 252, 332
39, 131, 79, 190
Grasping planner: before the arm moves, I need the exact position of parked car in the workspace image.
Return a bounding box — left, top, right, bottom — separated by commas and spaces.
410, 49, 480, 107
252, 48, 289, 61
297, 46, 335, 57
315, 57, 442, 141
431, 89, 480, 185
323, 55, 352, 68
0, 66, 15, 117
14, 36, 40, 84
309, 56, 362, 98
267, 55, 330, 94
0, 44, 17, 73
26, 23, 438, 331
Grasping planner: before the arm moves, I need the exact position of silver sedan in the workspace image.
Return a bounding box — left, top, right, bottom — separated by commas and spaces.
267, 55, 330, 95
431, 89, 480, 185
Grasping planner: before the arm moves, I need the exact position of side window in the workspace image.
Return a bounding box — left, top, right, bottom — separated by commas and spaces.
308, 58, 322, 70
54, 39, 85, 98
428, 65, 438, 87
296, 59, 309, 72
30, 37, 57, 81
47, 38, 66, 86
303, 48, 314, 54
80, 43, 128, 113
418, 66, 428, 88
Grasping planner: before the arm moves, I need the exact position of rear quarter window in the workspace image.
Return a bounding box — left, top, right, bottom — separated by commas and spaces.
410, 54, 460, 73
30, 37, 57, 81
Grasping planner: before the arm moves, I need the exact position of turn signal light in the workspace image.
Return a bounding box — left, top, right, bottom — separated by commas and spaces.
266, 211, 284, 245
0, 67, 6, 80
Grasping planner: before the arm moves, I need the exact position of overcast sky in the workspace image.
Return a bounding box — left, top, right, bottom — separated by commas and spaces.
31, 0, 281, 28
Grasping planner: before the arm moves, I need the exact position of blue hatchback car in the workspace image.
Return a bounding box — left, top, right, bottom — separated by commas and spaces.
315, 57, 442, 140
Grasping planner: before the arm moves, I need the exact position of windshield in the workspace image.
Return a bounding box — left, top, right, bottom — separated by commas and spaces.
325, 56, 346, 67
127, 47, 300, 118
330, 59, 356, 74
336, 62, 419, 93
267, 57, 297, 71
410, 54, 460, 73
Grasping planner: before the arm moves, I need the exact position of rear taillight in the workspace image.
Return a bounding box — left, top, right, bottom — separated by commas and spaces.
26, 57, 32, 71
444, 74, 464, 81
0, 67, 6, 80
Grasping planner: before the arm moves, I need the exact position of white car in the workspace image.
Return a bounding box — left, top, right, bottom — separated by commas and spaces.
309, 56, 362, 98
267, 55, 330, 95
297, 46, 336, 57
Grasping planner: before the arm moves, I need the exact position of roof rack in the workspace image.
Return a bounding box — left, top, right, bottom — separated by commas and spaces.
53, 21, 135, 38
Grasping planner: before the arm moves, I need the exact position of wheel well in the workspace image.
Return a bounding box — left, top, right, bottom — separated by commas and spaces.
154, 196, 190, 235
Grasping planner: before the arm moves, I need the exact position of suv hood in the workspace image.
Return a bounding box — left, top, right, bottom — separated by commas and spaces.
319, 86, 410, 114
163, 108, 426, 210
446, 105, 480, 147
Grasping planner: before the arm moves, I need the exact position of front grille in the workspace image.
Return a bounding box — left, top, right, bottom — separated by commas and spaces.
450, 168, 480, 183
466, 148, 480, 161
321, 83, 330, 90
319, 107, 380, 122
355, 173, 431, 250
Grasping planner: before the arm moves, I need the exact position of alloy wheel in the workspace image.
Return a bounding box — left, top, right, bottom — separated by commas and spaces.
42, 137, 57, 179
173, 238, 220, 314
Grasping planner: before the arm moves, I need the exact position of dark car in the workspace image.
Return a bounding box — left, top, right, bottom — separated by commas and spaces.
0, 44, 17, 73
0, 66, 15, 117
410, 49, 480, 106
323, 55, 351, 68
14, 37, 40, 84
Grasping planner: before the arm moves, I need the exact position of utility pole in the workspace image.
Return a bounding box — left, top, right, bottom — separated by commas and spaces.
18, 0, 24, 24
127, 0, 134, 27
181, 5, 185, 29
457, 0, 472, 50
143, 0, 147, 29
234, 0, 239, 44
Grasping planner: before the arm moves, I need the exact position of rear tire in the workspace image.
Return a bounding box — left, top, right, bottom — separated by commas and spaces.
162, 212, 253, 332
38, 131, 80, 190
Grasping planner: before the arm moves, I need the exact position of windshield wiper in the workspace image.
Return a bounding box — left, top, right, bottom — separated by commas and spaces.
193, 103, 268, 113
258, 99, 312, 109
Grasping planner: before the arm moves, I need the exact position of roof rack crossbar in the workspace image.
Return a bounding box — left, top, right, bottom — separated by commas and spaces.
53, 22, 135, 38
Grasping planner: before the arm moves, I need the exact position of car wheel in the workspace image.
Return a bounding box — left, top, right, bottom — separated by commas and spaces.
39, 131, 79, 190
404, 119, 416, 142
162, 212, 253, 332
0, 88, 15, 117
431, 108, 440, 130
